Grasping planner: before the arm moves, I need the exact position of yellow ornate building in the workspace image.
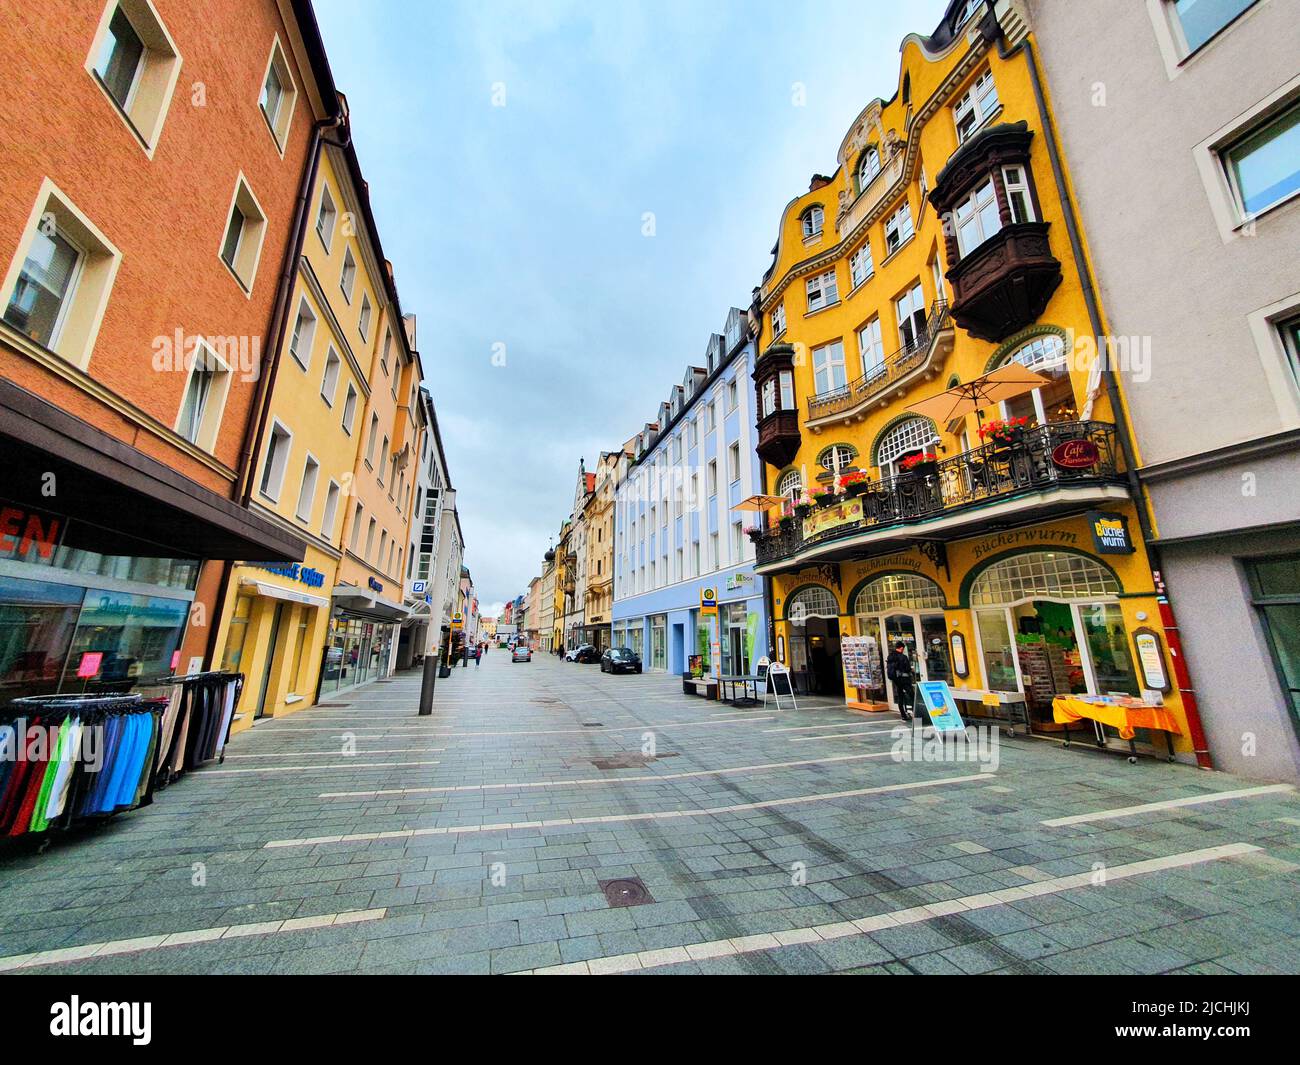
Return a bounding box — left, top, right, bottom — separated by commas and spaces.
752, 0, 1201, 761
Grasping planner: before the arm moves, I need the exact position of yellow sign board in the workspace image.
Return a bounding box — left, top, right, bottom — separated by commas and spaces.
803, 497, 864, 538
700, 587, 718, 617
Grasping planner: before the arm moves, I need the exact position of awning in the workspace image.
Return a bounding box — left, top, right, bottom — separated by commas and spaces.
239, 578, 330, 609
0, 379, 306, 562
331, 585, 411, 622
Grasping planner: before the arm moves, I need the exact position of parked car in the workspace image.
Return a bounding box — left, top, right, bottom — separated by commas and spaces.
565, 644, 598, 663
600, 647, 642, 674
511, 644, 532, 662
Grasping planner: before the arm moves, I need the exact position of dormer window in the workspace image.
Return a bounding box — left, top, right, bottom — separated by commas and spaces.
857, 148, 881, 192
801, 205, 824, 239
956, 0, 985, 27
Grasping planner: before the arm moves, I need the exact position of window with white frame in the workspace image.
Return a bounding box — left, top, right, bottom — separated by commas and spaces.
895, 282, 927, 350
318, 481, 340, 539
806, 268, 839, 312
1171, 0, 1258, 54
728, 442, 741, 484
727, 378, 738, 411
875, 416, 938, 477
295, 454, 319, 522
857, 147, 881, 192
87, 0, 182, 153
340, 248, 357, 302
175, 340, 231, 452
687, 419, 697, 448
705, 401, 716, 432
812, 339, 848, 395
378, 435, 388, 484
857, 317, 885, 378
820, 444, 856, 473
1002, 165, 1036, 224
801, 204, 824, 238
288, 298, 315, 368
259, 421, 292, 501
954, 69, 999, 143
219, 176, 267, 293
1, 182, 121, 369
342, 383, 358, 434
707, 460, 717, 497
777, 469, 802, 502
259, 37, 297, 151
1222, 98, 1300, 219
365, 413, 379, 465
772, 302, 787, 337
956, 0, 986, 27
884, 201, 914, 255
780, 369, 795, 410
999, 334, 1075, 425
954, 178, 1003, 256
358, 293, 372, 340
731, 521, 743, 561
315, 184, 337, 250
320, 348, 340, 405
849, 240, 874, 287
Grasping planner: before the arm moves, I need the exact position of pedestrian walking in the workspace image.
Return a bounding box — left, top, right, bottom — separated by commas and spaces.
886, 641, 915, 722
473, 644, 481, 667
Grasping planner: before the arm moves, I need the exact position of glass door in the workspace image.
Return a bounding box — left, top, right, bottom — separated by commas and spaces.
883, 614, 918, 706
920, 614, 951, 683
255, 601, 284, 718
651, 616, 666, 671
976, 608, 1020, 693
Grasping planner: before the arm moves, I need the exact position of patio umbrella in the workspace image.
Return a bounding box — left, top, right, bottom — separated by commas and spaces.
904, 363, 1052, 426
730, 494, 786, 512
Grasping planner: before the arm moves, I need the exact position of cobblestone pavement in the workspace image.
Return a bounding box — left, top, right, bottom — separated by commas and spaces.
2, 653, 1299, 975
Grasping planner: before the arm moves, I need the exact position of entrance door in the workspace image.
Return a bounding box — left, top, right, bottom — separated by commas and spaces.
255, 602, 285, 719
883, 614, 917, 707
920, 614, 951, 684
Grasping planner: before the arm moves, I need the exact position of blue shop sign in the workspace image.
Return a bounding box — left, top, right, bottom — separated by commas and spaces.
255, 562, 326, 588
368, 577, 384, 593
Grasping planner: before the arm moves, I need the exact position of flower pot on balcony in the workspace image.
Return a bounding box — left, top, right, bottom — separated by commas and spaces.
794, 504, 812, 519
746, 529, 765, 544
779, 516, 794, 532
812, 493, 835, 509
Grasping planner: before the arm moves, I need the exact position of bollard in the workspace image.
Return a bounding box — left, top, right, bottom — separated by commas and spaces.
418, 653, 438, 716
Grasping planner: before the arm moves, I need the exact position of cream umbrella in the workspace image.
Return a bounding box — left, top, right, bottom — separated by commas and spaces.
905, 363, 1052, 427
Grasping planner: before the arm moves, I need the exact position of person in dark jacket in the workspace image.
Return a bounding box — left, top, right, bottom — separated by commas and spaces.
886, 641, 915, 722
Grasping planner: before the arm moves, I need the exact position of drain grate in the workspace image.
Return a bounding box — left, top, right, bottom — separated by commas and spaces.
582, 722, 604, 728
599, 877, 654, 908
314, 703, 347, 708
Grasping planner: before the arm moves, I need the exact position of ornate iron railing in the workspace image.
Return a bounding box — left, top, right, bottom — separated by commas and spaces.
755, 420, 1121, 567
807, 301, 951, 421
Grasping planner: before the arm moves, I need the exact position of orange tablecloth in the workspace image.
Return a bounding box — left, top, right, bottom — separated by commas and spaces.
1052, 696, 1181, 741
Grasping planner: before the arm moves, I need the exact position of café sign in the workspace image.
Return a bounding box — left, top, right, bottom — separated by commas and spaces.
804, 497, 864, 538
1051, 439, 1100, 470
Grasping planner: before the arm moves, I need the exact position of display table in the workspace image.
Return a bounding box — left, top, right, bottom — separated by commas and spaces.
718, 675, 763, 707
1052, 695, 1180, 763
949, 688, 1031, 736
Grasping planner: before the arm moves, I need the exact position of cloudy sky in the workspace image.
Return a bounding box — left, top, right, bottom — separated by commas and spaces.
313, 0, 950, 616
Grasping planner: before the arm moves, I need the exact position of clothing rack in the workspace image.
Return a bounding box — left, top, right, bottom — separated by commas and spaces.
147, 671, 244, 786
0, 693, 164, 840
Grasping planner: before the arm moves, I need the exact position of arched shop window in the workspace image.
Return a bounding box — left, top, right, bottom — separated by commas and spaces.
853, 573, 945, 615
874, 416, 939, 478
969, 551, 1139, 709
969, 551, 1119, 607
784, 585, 839, 623
997, 334, 1076, 426
777, 469, 802, 502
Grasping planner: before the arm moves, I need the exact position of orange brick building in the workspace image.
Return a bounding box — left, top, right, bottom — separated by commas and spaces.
0, 0, 341, 697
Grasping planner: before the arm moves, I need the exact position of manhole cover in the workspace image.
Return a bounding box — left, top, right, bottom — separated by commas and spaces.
599, 877, 654, 908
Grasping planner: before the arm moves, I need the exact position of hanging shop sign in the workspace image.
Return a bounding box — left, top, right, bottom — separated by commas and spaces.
255, 562, 326, 588
700, 586, 718, 617
368, 577, 384, 593
411, 580, 428, 595
1131, 626, 1171, 693
1087, 511, 1135, 555
1051, 439, 1100, 470
804, 497, 864, 538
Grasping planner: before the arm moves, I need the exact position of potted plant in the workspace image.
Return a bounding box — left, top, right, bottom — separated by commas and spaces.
778, 501, 795, 531
744, 524, 765, 543
793, 491, 814, 519
839, 470, 871, 497
811, 486, 836, 508
978, 416, 1029, 451
899, 451, 938, 478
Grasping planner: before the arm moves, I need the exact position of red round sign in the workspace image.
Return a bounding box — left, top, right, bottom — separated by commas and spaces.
1052, 439, 1100, 469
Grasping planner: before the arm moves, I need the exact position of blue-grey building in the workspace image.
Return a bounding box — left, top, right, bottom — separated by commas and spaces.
613, 307, 769, 675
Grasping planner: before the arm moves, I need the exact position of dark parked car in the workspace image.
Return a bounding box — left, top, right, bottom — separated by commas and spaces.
600, 647, 642, 674
566, 644, 599, 663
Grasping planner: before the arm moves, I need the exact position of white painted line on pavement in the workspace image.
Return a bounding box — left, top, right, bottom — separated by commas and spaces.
0, 909, 389, 972
223, 748, 446, 759
264, 771, 990, 848
318, 750, 897, 798
1041, 783, 1296, 826
194, 760, 440, 776
788, 729, 897, 743
764, 722, 884, 733
525, 843, 1263, 974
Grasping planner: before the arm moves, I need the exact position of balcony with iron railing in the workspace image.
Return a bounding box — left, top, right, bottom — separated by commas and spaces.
806, 301, 953, 427
755, 420, 1125, 570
